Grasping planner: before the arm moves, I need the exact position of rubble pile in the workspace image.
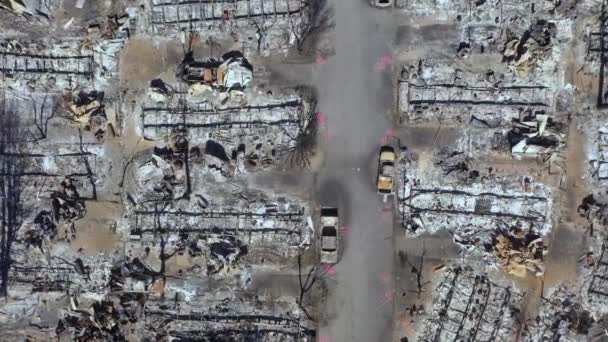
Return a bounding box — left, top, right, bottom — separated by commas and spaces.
141, 84, 313, 178
508, 112, 566, 158
125, 189, 313, 253
491, 225, 547, 277
417, 265, 523, 342
57, 297, 143, 341
578, 194, 608, 227
144, 294, 316, 341
179, 50, 253, 90
399, 159, 552, 237
502, 20, 557, 73
140, 0, 315, 54
0, 0, 325, 338
0, 0, 59, 18
64, 90, 115, 142
522, 288, 594, 341
582, 235, 608, 318
590, 127, 608, 183
207, 236, 248, 274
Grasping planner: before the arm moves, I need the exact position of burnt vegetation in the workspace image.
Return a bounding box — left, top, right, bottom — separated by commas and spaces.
0, 103, 25, 297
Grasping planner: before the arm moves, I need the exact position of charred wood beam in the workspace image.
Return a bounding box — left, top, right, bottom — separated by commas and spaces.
137, 227, 302, 235
598, 3, 608, 107
403, 82, 548, 90
0, 152, 94, 157
167, 327, 316, 339
433, 268, 461, 342
142, 100, 302, 115
78, 129, 97, 200
472, 280, 497, 341
135, 209, 303, 220
12, 266, 74, 272
453, 277, 482, 338
0, 107, 24, 297
152, 8, 307, 25
404, 188, 548, 201
406, 207, 545, 222
146, 310, 304, 326
142, 119, 300, 129
0, 52, 93, 78
408, 99, 547, 107
153, 0, 307, 5
588, 274, 608, 297
0, 172, 92, 177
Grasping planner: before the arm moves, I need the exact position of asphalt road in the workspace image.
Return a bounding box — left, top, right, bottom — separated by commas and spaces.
314, 1, 397, 341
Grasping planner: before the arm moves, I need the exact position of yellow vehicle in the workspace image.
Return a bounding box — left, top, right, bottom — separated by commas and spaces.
377, 145, 396, 195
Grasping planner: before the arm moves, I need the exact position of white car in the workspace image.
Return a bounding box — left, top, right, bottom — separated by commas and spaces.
371, 0, 393, 8
320, 207, 339, 264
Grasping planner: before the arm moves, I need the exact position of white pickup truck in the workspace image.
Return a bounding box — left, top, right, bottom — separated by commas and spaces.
320, 207, 339, 264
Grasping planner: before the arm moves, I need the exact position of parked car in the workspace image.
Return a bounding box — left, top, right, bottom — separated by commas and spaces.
320, 207, 339, 264
377, 145, 396, 195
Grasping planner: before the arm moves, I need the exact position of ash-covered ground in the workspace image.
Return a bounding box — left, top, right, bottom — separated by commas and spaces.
0, 0, 330, 341
3, 0, 608, 341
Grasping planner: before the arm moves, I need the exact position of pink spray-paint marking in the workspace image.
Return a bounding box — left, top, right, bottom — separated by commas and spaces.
323, 264, 337, 276
323, 130, 334, 142
338, 225, 350, 237
383, 289, 394, 305
381, 129, 397, 144
378, 272, 391, 286
315, 112, 327, 128
316, 53, 328, 65
375, 54, 394, 72
318, 337, 333, 342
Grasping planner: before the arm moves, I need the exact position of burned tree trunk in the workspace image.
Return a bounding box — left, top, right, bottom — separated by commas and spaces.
280, 86, 318, 169
0, 103, 25, 297
31, 94, 57, 141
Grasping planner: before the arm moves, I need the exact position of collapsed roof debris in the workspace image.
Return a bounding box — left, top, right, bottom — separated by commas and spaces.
207, 236, 248, 275
502, 20, 557, 74
509, 113, 566, 158
64, 90, 116, 142
179, 50, 253, 90
417, 265, 523, 342
578, 194, 608, 228
491, 225, 547, 277
141, 87, 315, 179
397, 149, 554, 269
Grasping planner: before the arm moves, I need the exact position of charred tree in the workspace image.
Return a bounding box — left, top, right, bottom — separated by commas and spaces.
30, 94, 58, 141
0, 102, 25, 297
297, 253, 330, 322
280, 86, 318, 169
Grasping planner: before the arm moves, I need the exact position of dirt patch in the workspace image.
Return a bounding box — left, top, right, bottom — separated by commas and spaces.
563, 125, 588, 223
70, 201, 121, 255
119, 39, 183, 91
